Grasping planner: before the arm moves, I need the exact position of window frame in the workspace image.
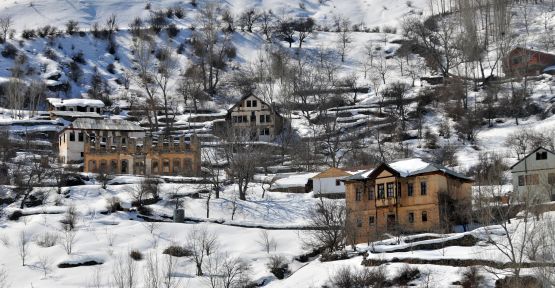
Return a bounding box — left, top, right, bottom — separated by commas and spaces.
422, 211, 428, 222
407, 182, 414, 196
420, 181, 427, 196
377, 184, 385, 199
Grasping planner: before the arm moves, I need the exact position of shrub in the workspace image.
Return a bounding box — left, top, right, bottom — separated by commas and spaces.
174, 6, 185, 18
60, 205, 78, 231
43, 47, 58, 61
72, 51, 85, 64
320, 251, 349, 262
137, 205, 152, 215
107, 63, 116, 74
129, 249, 143, 261
105, 196, 122, 213
267, 255, 289, 280
163, 245, 193, 257
392, 265, 420, 286
331, 266, 388, 288
8, 210, 23, 221
1, 43, 18, 58
167, 24, 179, 38
21, 29, 36, 39
459, 266, 485, 288
36, 232, 58, 247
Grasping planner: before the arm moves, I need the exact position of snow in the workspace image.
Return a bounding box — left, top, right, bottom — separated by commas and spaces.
388, 158, 432, 177
270, 172, 319, 190
46, 98, 105, 108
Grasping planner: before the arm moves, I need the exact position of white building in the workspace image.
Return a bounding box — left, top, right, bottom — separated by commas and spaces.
58, 118, 145, 164
47, 98, 105, 114
311, 167, 366, 198
511, 147, 555, 202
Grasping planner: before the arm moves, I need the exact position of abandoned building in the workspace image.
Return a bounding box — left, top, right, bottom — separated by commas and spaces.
344, 158, 473, 244
83, 133, 201, 177
503, 47, 555, 77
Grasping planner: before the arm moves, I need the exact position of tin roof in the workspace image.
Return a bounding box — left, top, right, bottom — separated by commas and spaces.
66, 118, 145, 131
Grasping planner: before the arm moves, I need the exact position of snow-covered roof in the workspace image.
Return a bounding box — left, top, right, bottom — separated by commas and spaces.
271, 172, 319, 189
66, 118, 145, 131
543, 65, 555, 73
345, 158, 471, 181
47, 97, 105, 108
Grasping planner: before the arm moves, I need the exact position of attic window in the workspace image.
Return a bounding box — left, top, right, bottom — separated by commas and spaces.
335, 179, 341, 186
536, 152, 548, 160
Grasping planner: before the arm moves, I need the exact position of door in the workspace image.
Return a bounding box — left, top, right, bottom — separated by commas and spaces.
387, 214, 396, 229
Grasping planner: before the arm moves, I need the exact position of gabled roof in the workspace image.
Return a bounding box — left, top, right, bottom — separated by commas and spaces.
509, 147, 555, 169
47, 97, 105, 108
226, 93, 283, 118
345, 158, 472, 182
64, 118, 145, 131
311, 167, 351, 179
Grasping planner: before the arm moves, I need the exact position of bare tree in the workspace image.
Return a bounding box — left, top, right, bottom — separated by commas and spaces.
17, 230, 29, 266
303, 198, 347, 253
87, 266, 103, 288
336, 17, 352, 62
112, 255, 137, 288
161, 254, 181, 288
203, 253, 251, 288
187, 225, 219, 276
257, 230, 277, 253
36, 255, 53, 278
60, 229, 77, 254
143, 252, 161, 288
225, 142, 259, 201
0, 16, 12, 42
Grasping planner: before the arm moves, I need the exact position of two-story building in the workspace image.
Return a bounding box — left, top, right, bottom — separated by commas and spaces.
222, 94, 285, 141
83, 133, 201, 177
510, 147, 555, 202
344, 158, 473, 244
58, 118, 146, 164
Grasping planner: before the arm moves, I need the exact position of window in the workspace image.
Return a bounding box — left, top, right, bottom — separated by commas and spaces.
536, 152, 548, 160
163, 159, 170, 173
69, 132, 75, 141
80, 152, 84, 157
525, 174, 539, 185
88, 160, 97, 173
377, 184, 385, 199
152, 160, 159, 174
184, 159, 193, 173
386, 182, 394, 198
122, 137, 126, 145
121, 160, 128, 174
408, 212, 414, 223
110, 160, 118, 173
246, 100, 252, 107
420, 181, 427, 196
356, 218, 362, 228
407, 183, 414, 196
518, 175, 525, 186
252, 100, 257, 107
260, 115, 271, 123
260, 128, 270, 136
355, 187, 362, 201
335, 179, 341, 186
368, 216, 375, 225
78, 132, 83, 142
549, 173, 555, 185
368, 186, 375, 200
173, 159, 181, 174
422, 211, 428, 222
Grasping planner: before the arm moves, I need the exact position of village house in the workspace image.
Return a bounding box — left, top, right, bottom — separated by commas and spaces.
344, 158, 473, 244
221, 94, 285, 142
83, 133, 201, 177
503, 47, 555, 77
269, 172, 318, 193
510, 147, 555, 202
58, 118, 146, 164
311, 167, 365, 198
47, 97, 105, 113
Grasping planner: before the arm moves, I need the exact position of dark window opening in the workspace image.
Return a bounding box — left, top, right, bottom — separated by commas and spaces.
368, 216, 375, 225
69, 132, 75, 142
422, 211, 428, 222
407, 183, 414, 196
377, 184, 385, 199
420, 181, 427, 196
335, 179, 341, 186
408, 212, 414, 223
536, 152, 548, 160
386, 182, 394, 198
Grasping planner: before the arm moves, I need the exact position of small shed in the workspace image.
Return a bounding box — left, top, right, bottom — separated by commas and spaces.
269, 172, 319, 193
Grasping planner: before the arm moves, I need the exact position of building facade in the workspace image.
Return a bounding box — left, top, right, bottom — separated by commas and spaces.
344, 158, 472, 244
83, 134, 201, 177
58, 118, 146, 164
503, 47, 555, 77
511, 147, 555, 202
312, 167, 360, 198
223, 94, 285, 142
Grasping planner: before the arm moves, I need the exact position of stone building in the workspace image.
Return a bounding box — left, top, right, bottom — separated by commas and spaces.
220, 94, 285, 141
83, 133, 201, 177
344, 158, 473, 244
58, 118, 146, 164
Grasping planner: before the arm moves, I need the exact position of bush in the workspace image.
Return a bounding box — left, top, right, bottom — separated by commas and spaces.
129, 249, 143, 261
320, 251, 349, 262
107, 63, 116, 74
21, 29, 36, 39
72, 51, 85, 64
174, 6, 185, 18
137, 205, 152, 215
36, 232, 58, 247
459, 266, 485, 288
105, 196, 122, 213
495, 275, 541, 288
1, 43, 18, 58
163, 245, 193, 257
8, 210, 23, 221
331, 266, 388, 288
167, 24, 179, 38
391, 265, 420, 286
267, 255, 289, 280
43, 47, 58, 61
